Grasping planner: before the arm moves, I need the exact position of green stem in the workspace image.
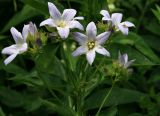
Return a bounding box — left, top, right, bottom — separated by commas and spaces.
95, 80, 116, 116
68, 96, 72, 108
67, 0, 71, 8
13, 0, 17, 12
76, 89, 83, 116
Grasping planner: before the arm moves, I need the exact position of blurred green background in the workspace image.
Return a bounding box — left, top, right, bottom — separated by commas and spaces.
0, 0, 160, 116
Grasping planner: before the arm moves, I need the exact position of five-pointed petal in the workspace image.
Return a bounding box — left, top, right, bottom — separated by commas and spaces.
100, 10, 135, 35
40, 2, 84, 39
1, 26, 29, 65
72, 22, 110, 65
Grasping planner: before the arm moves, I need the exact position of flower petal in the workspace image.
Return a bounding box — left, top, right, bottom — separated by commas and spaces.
29, 22, 38, 36
1, 45, 18, 55
119, 53, 128, 65
86, 22, 97, 39
62, 9, 77, 21
118, 51, 122, 61
10, 27, 23, 44
22, 24, 29, 41
73, 32, 86, 45
124, 59, 135, 68
95, 46, 110, 56
102, 17, 112, 21
86, 50, 96, 65
96, 31, 110, 45
118, 24, 129, 35
57, 27, 70, 39
4, 53, 18, 65
74, 16, 84, 20
122, 21, 135, 27
48, 2, 61, 20
111, 13, 123, 25
100, 10, 111, 21
124, 53, 128, 64
72, 46, 86, 56
40, 18, 56, 27
69, 21, 84, 30
118, 52, 124, 65
18, 43, 28, 54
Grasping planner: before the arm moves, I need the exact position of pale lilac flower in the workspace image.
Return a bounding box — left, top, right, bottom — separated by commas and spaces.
40, 2, 84, 39
1, 26, 29, 65
118, 52, 135, 69
28, 22, 38, 36
72, 22, 110, 65
100, 10, 135, 35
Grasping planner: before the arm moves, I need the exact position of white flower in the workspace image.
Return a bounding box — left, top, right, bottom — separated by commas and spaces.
100, 10, 135, 35
118, 51, 135, 68
72, 22, 110, 65
1, 26, 29, 65
40, 2, 84, 39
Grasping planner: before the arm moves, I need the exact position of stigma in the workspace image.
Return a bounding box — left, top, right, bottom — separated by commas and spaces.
87, 41, 95, 50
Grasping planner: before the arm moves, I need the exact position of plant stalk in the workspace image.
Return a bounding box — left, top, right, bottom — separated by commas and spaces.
95, 80, 116, 116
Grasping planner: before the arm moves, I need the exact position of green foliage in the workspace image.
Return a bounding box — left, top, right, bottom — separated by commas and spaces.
1, 5, 40, 33
0, 0, 160, 116
152, 5, 160, 21
85, 88, 147, 110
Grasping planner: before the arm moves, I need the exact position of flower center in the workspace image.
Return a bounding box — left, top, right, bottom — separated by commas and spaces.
57, 21, 66, 28
87, 41, 95, 50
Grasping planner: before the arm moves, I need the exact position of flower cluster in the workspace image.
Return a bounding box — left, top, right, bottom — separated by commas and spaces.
1, 2, 135, 66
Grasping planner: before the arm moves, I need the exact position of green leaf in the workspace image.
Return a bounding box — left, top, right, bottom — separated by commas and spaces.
108, 43, 154, 66
1, 5, 40, 33
142, 35, 160, 52
0, 35, 8, 40
9, 71, 43, 87
35, 44, 64, 76
37, 72, 69, 96
152, 5, 160, 21
145, 19, 160, 36
99, 107, 118, 116
128, 113, 143, 116
24, 97, 42, 112
0, 63, 27, 75
40, 99, 76, 116
84, 87, 147, 110
0, 87, 24, 108
0, 107, 5, 116
111, 32, 160, 63
35, 44, 57, 72
21, 0, 48, 15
